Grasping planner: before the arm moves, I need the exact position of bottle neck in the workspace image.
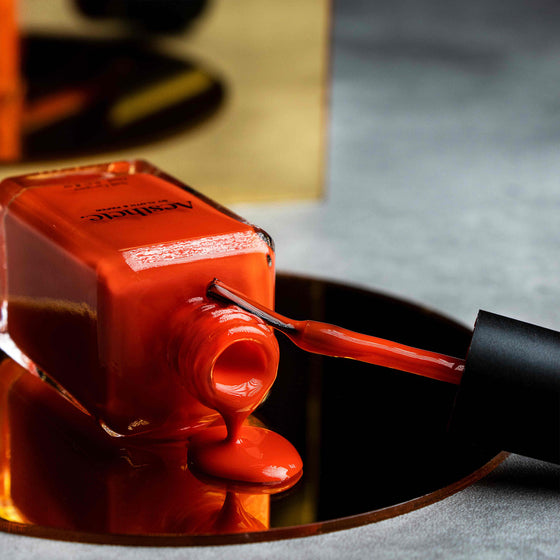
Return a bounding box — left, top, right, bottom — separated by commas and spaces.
170, 298, 279, 436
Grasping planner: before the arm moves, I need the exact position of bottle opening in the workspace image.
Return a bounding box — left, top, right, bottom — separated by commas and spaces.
211, 341, 273, 406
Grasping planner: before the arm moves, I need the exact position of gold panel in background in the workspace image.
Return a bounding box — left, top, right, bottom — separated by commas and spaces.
2, 0, 330, 203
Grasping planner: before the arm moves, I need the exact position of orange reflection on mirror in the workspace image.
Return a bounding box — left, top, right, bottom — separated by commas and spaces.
0, 357, 274, 536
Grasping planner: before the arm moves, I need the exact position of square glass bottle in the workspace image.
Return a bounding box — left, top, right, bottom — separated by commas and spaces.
0, 160, 277, 438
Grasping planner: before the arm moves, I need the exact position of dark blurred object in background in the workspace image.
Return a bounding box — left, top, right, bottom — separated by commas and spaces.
2, 0, 328, 203
21, 34, 224, 160
74, 0, 209, 34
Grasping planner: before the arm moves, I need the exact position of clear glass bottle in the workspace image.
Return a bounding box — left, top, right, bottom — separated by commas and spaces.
0, 160, 278, 439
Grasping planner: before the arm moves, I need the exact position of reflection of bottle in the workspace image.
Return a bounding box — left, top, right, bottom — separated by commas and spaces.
0, 160, 277, 438
0, 357, 270, 535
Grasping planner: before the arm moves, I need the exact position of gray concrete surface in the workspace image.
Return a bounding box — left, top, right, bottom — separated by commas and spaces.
3, 0, 560, 558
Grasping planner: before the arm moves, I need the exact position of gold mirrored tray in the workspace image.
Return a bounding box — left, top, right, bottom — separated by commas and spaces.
0, 274, 506, 545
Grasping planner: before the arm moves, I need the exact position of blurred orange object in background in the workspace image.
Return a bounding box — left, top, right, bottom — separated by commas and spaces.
0, 0, 23, 161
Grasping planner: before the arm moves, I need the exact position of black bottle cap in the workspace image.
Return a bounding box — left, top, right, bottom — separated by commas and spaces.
450, 310, 560, 464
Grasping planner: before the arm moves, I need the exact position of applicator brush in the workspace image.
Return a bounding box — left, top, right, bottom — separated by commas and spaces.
207, 279, 465, 385
207, 279, 560, 465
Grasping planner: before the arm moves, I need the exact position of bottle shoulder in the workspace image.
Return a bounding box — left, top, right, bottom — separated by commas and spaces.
1, 162, 273, 276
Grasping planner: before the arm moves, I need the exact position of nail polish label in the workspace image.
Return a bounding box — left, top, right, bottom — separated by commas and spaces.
81, 200, 193, 222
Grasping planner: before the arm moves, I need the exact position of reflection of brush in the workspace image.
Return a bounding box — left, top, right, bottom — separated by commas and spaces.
207, 278, 464, 385
207, 278, 560, 464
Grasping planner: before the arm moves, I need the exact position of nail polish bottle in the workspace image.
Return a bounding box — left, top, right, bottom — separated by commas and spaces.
0, 160, 278, 439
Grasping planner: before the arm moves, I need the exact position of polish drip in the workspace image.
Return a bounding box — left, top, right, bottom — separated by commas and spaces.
174, 298, 303, 486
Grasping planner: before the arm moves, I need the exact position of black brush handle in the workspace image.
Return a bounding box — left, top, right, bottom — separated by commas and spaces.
451, 310, 560, 464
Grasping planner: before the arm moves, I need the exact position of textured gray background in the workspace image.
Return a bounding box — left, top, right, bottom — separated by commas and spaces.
3, 0, 560, 558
